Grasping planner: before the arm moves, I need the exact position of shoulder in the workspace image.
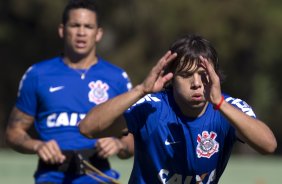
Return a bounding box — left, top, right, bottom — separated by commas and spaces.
130, 92, 166, 110
97, 58, 131, 87
97, 57, 127, 74
126, 93, 165, 122
25, 57, 62, 77
223, 93, 256, 117
223, 93, 247, 106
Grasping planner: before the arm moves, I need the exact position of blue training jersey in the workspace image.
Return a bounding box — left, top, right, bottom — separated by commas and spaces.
16, 56, 132, 150
124, 89, 256, 184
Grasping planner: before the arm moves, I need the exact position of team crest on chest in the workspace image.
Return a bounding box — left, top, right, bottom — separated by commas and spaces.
88, 80, 109, 104
196, 131, 219, 158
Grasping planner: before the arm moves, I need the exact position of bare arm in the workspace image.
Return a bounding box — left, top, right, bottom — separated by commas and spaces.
5, 107, 42, 153
200, 56, 277, 154
79, 51, 177, 138
6, 107, 66, 164
219, 101, 277, 154
79, 81, 148, 138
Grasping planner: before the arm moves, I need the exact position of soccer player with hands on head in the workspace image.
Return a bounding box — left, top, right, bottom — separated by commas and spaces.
79, 34, 277, 184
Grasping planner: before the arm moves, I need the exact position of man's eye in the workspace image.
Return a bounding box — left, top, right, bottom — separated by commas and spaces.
200, 72, 207, 77
178, 72, 192, 78
68, 24, 79, 27
200, 73, 209, 82
85, 25, 94, 29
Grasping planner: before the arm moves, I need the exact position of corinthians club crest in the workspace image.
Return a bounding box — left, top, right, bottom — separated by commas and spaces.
88, 80, 109, 104
196, 131, 219, 158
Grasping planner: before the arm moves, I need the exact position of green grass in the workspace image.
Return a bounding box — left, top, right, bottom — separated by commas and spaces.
220, 156, 281, 184
0, 149, 281, 184
0, 149, 133, 184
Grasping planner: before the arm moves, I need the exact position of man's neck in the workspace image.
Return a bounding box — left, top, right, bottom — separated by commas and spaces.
175, 98, 209, 118
63, 55, 98, 69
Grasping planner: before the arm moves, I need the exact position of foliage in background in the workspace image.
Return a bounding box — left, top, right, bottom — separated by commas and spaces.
0, 0, 281, 153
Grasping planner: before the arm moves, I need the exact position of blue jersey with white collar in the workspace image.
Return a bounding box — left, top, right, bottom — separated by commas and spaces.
124, 89, 256, 184
16, 56, 132, 150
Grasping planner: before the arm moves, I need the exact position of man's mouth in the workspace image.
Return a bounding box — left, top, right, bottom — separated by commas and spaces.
191, 94, 202, 101
76, 40, 86, 48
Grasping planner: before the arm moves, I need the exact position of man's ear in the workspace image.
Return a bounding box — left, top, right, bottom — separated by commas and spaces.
95, 28, 103, 42
58, 24, 64, 39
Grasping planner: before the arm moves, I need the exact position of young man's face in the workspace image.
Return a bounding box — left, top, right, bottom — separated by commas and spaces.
172, 62, 210, 113
59, 8, 103, 57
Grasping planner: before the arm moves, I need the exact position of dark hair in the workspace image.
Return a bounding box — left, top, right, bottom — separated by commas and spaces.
62, 0, 100, 26
167, 34, 224, 82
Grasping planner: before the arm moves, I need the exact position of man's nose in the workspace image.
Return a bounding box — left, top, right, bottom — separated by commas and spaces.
77, 27, 86, 36
191, 74, 202, 88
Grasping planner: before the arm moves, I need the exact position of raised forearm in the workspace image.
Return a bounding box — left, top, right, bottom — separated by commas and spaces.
79, 84, 146, 138
219, 101, 277, 154
80, 52, 177, 138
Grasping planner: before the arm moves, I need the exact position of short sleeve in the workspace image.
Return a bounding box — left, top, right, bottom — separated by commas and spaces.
16, 66, 38, 116
123, 94, 161, 135
119, 71, 132, 93
124, 105, 141, 135
224, 95, 256, 118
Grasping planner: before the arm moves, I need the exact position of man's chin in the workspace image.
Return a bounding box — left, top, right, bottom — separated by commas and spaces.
190, 100, 206, 108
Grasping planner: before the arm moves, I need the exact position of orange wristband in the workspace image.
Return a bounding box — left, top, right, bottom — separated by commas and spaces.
213, 96, 224, 110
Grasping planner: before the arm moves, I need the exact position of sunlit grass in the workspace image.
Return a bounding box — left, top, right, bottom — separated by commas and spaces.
0, 149, 280, 184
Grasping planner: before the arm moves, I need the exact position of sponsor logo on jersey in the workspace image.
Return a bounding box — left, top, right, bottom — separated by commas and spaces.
47, 112, 86, 127
49, 86, 64, 93
88, 80, 109, 104
165, 139, 180, 146
196, 131, 219, 158
158, 168, 216, 184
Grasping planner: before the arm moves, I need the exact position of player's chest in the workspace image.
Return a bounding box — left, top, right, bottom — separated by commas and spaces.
36, 76, 119, 109
142, 115, 225, 169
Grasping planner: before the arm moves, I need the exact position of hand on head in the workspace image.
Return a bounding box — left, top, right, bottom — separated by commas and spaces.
199, 56, 222, 105
141, 51, 177, 95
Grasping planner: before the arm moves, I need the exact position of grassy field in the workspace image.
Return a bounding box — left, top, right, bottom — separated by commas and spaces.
0, 149, 281, 184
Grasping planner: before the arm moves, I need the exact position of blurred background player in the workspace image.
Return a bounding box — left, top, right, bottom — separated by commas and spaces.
79, 34, 276, 183
5, 0, 134, 183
